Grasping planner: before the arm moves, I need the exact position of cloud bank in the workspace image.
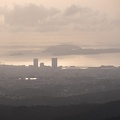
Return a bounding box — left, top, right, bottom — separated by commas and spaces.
0, 4, 119, 32
2, 44, 120, 57
43, 45, 120, 56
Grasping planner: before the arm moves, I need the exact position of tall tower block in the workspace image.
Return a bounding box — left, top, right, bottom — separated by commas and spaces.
33, 58, 38, 67
52, 58, 57, 68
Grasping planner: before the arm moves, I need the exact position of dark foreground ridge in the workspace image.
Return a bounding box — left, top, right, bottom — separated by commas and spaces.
1, 89, 120, 106
1, 100, 120, 120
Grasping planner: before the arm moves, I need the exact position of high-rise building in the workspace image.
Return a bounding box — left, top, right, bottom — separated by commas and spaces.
52, 58, 57, 68
40, 62, 44, 68
33, 58, 38, 67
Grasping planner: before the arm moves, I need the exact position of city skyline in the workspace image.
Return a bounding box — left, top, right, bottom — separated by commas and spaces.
0, 57, 120, 68
0, 1, 120, 119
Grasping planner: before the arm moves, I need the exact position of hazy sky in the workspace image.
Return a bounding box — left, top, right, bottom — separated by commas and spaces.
0, 0, 119, 15
0, 0, 120, 66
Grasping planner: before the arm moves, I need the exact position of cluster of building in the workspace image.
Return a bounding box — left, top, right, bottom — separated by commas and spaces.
0, 57, 120, 80
0, 58, 59, 79
33, 58, 58, 69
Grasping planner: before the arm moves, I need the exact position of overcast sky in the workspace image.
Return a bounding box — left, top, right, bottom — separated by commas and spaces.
0, 0, 120, 45
0, 0, 120, 65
